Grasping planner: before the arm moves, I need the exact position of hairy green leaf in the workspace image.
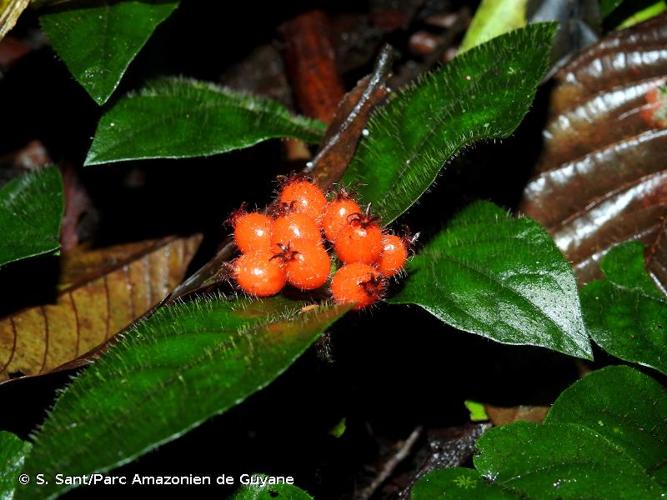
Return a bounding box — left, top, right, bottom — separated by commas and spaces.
40, 0, 179, 105
0, 166, 63, 269
547, 366, 667, 485
461, 0, 527, 51
85, 78, 325, 166
0, 432, 31, 500
389, 201, 592, 359
580, 242, 667, 375
342, 23, 556, 224
412, 468, 517, 499
19, 297, 348, 500
232, 475, 313, 500
475, 422, 663, 498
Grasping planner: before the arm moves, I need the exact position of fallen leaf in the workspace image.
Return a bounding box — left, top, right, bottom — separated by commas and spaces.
0, 0, 29, 42
484, 405, 549, 425
520, 13, 667, 290
0, 235, 201, 382
280, 10, 345, 123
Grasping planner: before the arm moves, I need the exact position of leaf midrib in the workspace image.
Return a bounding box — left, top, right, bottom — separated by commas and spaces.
90, 94, 318, 162
421, 250, 576, 340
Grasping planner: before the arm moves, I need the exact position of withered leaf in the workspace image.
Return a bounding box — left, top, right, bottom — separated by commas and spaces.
0, 0, 29, 42
520, 13, 667, 290
0, 235, 201, 382
280, 10, 345, 124
484, 405, 550, 426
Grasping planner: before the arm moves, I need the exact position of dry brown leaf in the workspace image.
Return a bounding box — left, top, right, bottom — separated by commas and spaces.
0, 235, 201, 382
484, 404, 550, 426
0, 0, 29, 41
520, 13, 667, 290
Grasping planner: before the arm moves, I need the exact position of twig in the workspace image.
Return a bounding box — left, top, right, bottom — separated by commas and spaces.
356, 426, 423, 500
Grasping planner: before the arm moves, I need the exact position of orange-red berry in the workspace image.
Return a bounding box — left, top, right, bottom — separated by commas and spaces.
334, 215, 383, 265
233, 251, 286, 297
280, 243, 331, 290
232, 211, 273, 254
378, 234, 408, 277
278, 179, 327, 221
331, 263, 385, 309
271, 212, 322, 251
322, 196, 362, 242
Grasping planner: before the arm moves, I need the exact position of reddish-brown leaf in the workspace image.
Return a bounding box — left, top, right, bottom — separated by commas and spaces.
280, 10, 345, 124
520, 13, 667, 291
0, 235, 201, 382
308, 45, 392, 190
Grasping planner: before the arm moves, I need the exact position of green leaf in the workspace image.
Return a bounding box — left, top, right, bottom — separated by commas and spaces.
329, 417, 347, 438
412, 366, 667, 498
40, 0, 179, 105
461, 0, 527, 52
580, 242, 667, 375
85, 78, 326, 166
412, 468, 517, 499
342, 23, 556, 225
19, 296, 348, 500
616, 0, 666, 28
232, 475, 313, 500
0, 432, 31, 500
0, 166, 63, 269
474, 421, 664, 498
464, 400, 489, 422
389, 201, 592, 359
546, 365, 667, 485
601, 0, 625, 17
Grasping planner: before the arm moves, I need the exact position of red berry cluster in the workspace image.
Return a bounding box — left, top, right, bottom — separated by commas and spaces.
230, 178, 409, 309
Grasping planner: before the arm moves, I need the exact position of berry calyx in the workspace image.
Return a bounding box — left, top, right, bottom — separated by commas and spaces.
378, 234, 408, 277
233, 251, 287, 297
334, 213, 383, 264
231, 211, 273, 254
331, 263, 385, 309
275, 243, 331, 290
271, 212, 323, 251
322, 195, 362, 242
278, 178, 327, 221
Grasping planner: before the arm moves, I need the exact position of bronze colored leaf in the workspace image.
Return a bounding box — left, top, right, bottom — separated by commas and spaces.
0, 0, 29, 41
0, 235, 201, 382
520, 13, 667, 291
484, 405, 550, 426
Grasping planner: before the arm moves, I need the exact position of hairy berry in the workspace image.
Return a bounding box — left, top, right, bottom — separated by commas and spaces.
331, 263, 385, 309
233, 251, 286, 297
334, 214, 383, 264
271, 212, 322, 251
378, 234, 408, 277
232, 211, 272, 254
278, 179, 327, 221
279, 243, 331, 290
322, 196, 362, 242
